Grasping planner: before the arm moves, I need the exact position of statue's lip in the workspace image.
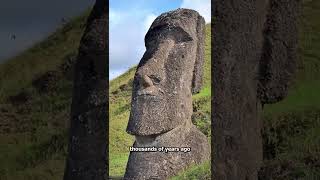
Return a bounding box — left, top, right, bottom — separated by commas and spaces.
135, 94, 163, 101
133, 93, 162, 101
136, 92, 158, 97
129, 128, 172, 137
137, 94, 157, 97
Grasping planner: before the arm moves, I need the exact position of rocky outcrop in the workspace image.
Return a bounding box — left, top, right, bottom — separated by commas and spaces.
63, 0, 108, 180
124, 8, 209, 180
212, 0, 300, 179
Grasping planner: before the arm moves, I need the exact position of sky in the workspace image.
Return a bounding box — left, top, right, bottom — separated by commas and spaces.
0, 0, 93, 63
109, 0, 211, 80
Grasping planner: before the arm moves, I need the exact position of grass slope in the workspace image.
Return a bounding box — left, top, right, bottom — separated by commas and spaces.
0, 1, 318, 179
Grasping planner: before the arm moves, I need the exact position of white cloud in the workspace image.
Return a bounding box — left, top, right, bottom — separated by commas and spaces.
109, 9, 120, 26
180, 0, 211, 23
109, 9, 157, 80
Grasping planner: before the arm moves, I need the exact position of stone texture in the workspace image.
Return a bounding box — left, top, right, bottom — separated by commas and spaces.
124, 8, 209, 180
212, 0, 300, 179
63, 1, 108, 180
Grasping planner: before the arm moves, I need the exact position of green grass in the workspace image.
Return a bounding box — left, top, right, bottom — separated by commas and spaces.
264, 80, 320, 116
193, 86, 211, 99
170, 161, 211, 180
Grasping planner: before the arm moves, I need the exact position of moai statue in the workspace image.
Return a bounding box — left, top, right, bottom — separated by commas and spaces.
212, 0, 300, 179
124, 8, 210, 179
63, 0, 108, 180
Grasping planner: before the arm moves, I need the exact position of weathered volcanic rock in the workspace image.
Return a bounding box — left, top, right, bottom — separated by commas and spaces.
212, 0, 300, 179
124, 8, 209, 180
63, 1, 108, 180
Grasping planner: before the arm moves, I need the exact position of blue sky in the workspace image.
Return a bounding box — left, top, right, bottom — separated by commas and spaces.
109, 0, 211, 80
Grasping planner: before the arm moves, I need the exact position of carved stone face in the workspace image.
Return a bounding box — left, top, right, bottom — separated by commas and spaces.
124, 9, 208, 179
126, 9, 204, 136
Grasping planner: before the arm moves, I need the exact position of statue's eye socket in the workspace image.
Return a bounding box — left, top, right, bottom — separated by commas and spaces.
148, 75, 161, 85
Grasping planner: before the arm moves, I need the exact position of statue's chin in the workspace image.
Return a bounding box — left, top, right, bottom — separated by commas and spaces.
124, 124, 210, 179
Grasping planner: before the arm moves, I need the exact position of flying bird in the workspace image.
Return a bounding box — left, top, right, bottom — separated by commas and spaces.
10, 34, 16, 40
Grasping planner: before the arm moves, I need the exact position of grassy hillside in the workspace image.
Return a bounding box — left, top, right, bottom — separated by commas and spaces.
0, 1, 319, 179
0, 9, 90, 180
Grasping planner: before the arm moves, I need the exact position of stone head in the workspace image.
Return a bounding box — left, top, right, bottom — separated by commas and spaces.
126, 8, 205, 136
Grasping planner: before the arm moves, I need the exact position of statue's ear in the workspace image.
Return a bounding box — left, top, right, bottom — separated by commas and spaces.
192, 15, 206, 94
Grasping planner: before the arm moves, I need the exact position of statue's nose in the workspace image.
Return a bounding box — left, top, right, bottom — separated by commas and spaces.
140, 75, 153, 88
